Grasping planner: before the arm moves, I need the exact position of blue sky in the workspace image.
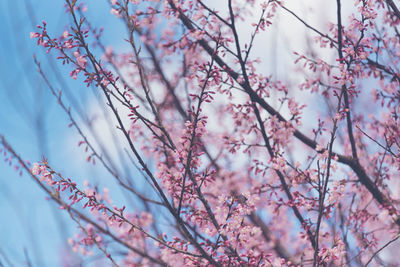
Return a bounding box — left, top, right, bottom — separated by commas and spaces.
0, 1, 132, 266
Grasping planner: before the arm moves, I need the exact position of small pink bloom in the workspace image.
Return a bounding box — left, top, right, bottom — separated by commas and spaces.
31, 163, 41, 175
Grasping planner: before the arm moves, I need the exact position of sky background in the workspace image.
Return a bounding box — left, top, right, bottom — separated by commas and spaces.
0, 1, 124, 266
0, 1, 346, 266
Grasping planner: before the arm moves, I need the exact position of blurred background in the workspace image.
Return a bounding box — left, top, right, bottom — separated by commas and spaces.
0, 1, 128, 266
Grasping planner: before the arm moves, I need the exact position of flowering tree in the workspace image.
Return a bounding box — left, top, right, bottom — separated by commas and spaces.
2, 0, 400, 266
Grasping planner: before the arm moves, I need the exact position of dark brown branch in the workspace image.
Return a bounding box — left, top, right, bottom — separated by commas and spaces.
386, 0, 400, 20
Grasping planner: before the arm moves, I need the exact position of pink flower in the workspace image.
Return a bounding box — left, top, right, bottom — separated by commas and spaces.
73, 51, 87, 69
31, 163, 41, 175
